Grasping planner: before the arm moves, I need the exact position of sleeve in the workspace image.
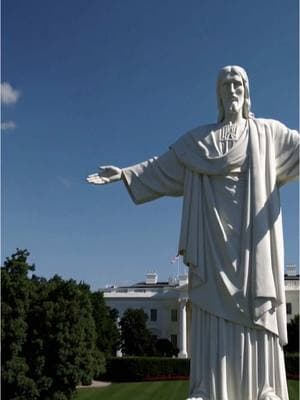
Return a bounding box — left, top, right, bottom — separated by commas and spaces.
121, 148, 185, 204
273, 120, 299, 186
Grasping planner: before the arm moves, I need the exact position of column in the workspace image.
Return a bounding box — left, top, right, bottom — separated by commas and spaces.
178, 298, 188, 358
116, 316, 123, 357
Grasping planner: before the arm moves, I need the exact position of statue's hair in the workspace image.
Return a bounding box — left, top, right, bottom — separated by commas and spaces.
216, 65, 255, 122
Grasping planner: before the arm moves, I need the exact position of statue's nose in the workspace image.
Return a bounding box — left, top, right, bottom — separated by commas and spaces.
229, 83, 235, 93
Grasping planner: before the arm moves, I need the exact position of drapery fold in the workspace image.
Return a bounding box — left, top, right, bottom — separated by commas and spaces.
188, 307, 289, 400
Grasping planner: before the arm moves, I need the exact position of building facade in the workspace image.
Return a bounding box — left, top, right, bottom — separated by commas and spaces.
102, 272, 299, 358
285, 274, 300, 323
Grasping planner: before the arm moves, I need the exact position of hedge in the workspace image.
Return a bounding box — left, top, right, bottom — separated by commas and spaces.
100, 357, 190, 382
285, 353, 299, 379
100, 353, 299, 382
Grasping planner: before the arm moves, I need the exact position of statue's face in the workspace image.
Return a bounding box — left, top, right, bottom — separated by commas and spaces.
219, 72, 245, 117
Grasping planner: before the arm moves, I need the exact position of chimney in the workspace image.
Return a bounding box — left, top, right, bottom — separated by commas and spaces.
146, 272, 158, 285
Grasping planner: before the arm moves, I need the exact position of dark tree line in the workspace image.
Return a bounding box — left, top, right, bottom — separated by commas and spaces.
1, 249, 119, 400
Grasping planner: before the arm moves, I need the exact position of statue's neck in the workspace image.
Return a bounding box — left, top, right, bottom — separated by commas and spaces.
222, 110, 245, 125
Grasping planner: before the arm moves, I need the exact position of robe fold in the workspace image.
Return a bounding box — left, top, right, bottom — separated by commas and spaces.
122, 118, 299, 399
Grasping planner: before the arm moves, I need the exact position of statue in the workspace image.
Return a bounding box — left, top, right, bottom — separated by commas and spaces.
87, 66, 299, 400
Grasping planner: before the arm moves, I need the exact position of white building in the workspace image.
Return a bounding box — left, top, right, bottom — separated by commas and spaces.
102, 271, 299, 358
285, 273, 300, 323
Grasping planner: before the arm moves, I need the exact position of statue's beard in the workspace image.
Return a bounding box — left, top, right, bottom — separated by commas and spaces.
228, 101, 241, 114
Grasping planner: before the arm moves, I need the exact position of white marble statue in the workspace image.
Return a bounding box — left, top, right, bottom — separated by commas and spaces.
87, 66, 299, 400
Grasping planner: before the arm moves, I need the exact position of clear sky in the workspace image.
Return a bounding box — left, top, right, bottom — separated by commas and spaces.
2, 0, 299, 290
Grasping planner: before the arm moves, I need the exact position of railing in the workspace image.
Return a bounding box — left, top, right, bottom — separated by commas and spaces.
284, 281, 300, 289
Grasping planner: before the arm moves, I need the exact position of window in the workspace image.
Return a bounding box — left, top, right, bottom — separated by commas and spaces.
171, 334, 177, 347
150, 309, 157, 321
286, 303, 292, 315
171, 309, 178, 322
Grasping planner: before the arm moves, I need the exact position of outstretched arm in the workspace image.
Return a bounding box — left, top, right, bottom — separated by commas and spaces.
122, 149, 185, 204
86, 165, 122, 185
273, 121, 299, 185
86, 149, 185, 204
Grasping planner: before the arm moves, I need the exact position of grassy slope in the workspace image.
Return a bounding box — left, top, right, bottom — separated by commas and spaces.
76, 380, 299, 400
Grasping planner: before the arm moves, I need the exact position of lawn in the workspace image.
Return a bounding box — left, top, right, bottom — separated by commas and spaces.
76, 380, 299, 400
76, 381, 188, 400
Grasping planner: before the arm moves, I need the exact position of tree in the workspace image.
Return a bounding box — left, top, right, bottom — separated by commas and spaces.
1, 249, 38, 400
90, 291, 120, 357
155, 338, 179, 357
26, 276, 100, 398
1, 249, 106, 400
285, 314, 299, 353
119, 309, 156, 356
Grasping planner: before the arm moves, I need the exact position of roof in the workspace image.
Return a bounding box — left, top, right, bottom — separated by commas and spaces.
284, 274, 300, 280
121, 281, 177, 289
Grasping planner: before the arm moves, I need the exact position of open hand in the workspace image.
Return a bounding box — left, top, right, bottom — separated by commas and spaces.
86, 165, 122, 185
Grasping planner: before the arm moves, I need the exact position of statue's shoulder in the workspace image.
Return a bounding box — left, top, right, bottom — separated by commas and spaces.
189, 122, 216, 134
171, 123, 215, 150
253, 117, 285, 130
170, 123, 216, 157
183, 123, 216, 140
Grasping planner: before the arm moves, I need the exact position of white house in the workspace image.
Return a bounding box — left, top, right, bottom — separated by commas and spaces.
102, 271, 299, 358
285, 274, 300, 323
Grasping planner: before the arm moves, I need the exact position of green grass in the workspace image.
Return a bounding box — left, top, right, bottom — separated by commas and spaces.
75, 381, 188, 400
288, 379, 300, 400
75, 380, 299, 400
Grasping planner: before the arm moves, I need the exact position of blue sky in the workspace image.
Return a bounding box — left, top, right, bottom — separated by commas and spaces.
2, 0, 299, 290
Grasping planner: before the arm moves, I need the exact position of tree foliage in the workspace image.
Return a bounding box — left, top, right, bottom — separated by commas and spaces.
1, 249, 38, 400
120, 309, 156, 356
26, 276, 101, 399
90, 290, 120, 357
1, 249, 117, 400
285, 314, 299, 353
155, 338, 179, 357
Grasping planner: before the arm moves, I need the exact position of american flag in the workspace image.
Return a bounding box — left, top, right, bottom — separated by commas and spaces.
170, 255, 180, 264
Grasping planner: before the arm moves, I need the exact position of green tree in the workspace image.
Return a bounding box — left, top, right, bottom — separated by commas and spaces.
1, 249, 38, 400
27, 276, 100, 399
119, 309, 156, 356
1, 249, 106, 400
90, 290, 120, 357
285, 314, 299, 353
155, 338, 179, 357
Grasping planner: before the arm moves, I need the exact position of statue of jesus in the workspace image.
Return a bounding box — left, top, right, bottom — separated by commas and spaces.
87, 66, 299, 400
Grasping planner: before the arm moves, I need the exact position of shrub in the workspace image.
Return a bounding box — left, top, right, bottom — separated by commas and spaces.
102, 353, 299, 382
101, 357, 190, 382
285, 353, 299, 379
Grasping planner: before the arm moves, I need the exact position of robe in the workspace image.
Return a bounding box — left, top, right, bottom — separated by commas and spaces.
122, 118, 299, 400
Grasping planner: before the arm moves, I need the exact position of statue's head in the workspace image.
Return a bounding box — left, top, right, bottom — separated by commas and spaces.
216, 65, 254, 122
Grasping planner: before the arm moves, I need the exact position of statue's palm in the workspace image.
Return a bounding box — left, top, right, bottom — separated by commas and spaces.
86, 165, 122, 185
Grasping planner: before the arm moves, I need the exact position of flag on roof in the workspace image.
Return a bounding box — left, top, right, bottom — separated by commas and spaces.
170, 255, 180, 264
